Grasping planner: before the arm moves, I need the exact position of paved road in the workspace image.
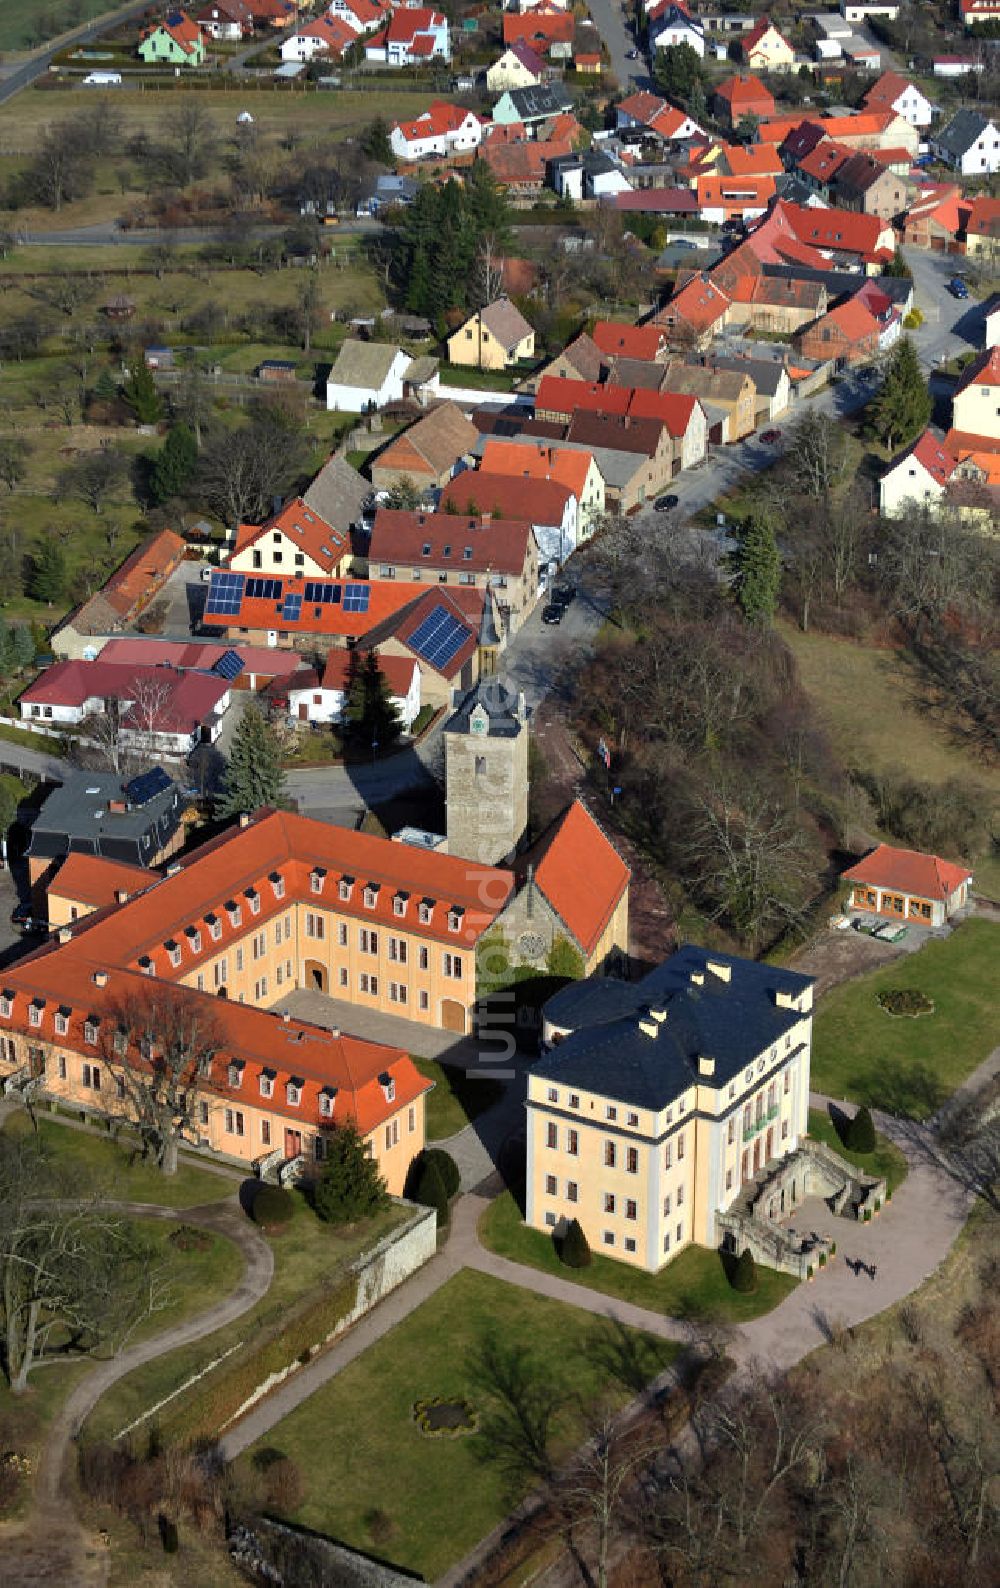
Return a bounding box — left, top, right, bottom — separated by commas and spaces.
13, 217, 380, 248
586, 0, 641, 91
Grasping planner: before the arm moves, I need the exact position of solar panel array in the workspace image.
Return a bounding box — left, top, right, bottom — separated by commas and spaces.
304, 581, 342, 605
214, 649, 245, 681
246, 577, 282, 601
343, 583, 371, 614
281, 592, 303, 622
408, 605, 469, 671
124, 766, 172, 808
204, 571, 246, 617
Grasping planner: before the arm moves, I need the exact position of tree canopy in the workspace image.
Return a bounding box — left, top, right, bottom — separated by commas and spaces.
865, 337, 931, 453
343, 652, 404, 752
313, 1123, 388, 1225
390, 165, 513, 323
732, 515, 782, 625
214, 703, 287, 821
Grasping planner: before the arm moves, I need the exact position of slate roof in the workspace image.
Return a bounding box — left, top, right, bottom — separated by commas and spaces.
302, 452, 371, 531
934, 109, 994, 160
535, 945, 813, 1103
446, 680, 526, 738
505, 83, 573, 121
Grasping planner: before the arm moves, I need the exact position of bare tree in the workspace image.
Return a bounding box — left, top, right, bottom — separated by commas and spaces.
552, 1415, 651, 1588
57, 448, 129, 514
86, 672, 174, 773
471, 235, 506, 312
167, 101, 217, 188
100, 985, 224, 1175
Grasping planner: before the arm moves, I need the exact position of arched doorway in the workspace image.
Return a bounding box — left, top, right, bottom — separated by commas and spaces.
440, 999, 466, 1034
304, 960, 326, 994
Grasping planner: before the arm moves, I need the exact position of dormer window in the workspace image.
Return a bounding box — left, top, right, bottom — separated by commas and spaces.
259, 1069, 275, 1100
363, 884, 379, 910
246, 887, 260, 916
139, 956, 155, 977
447, 907, 464, 934
339, 876, 355, 902
28, 999, 44, 1028
84, 1019, 99, 1046
269, 871, 285, 900
379, 1071, 396, 1104
463, 546, 473, 560
186, 927, 202, 955
418, 898, 433, 925
310, 868, 326, 895
54, 1008, 70, 1037
227, 1061, 244, 1089
319, 1086, 337, 1118
0, 993, 12, 1019
225, 900, 242, 928
207, 913, 222, 942
166, 940, 182, 969
393, 891, 408, 918
286, 1078, 303, 1107
422, 542, 431, 556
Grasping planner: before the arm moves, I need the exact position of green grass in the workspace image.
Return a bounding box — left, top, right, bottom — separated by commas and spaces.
438, 364, 523, 392
811, 919, 1000, 1118
83, 1193, 406, 1444
414, 1058, 506, 1140
479, 1192, 797, 1323
0, 0, 116, 51
236, 1269, 680, 1580
806, 1107, 908, 1194
1, 1110, 241, 1207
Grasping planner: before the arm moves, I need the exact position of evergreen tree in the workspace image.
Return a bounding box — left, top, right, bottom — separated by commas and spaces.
420, 1147, 460, 1199
845, 1104, 876, 1154
214, 703, 287, 820
313, 1123, 388, 1225
361, 117, 393, 165
560, 1218, 592, 1268
865, 337, 931, 453
730, 1247, 757, 1293
410, 1154, 449, 1227
94, 369, 118, 403
27, 537, 66, 605
652, 40, 704, 105
11, 625, 34, 670
392, 173, 512, 322
734, 112, 760, 144
731, 515, 781, 625
383, 477, 422, 510
150, 423, 197, 506
546, 936, 585, 980
343, 652, 403, 751
122, 357, 163, 426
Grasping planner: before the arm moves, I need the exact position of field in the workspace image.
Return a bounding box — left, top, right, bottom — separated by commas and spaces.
236, 1269, 681, 1580
0, 0, 117, 53
782, 623, 1000, 897
479, 1191, 798, 1322
810, 919, 1000, 1116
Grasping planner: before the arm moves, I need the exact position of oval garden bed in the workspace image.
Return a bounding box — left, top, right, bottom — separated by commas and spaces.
876, 989, 935, 1019
412, 1396, 479, 1439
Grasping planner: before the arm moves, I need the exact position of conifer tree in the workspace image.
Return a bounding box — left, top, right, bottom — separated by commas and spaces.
865, 337, 931, 453
846, 1104, 876, 1154
150, 423, 197, 505
560, 1218, 592, 1268
410, 1154, 449, 1227
122, 357, 163, 426
731, 514, 781, 625
214, 703, 286, 820
313, 1123, 388, 1225
731, 1247, 757, 1293
27, 538, 67, 605
343, 652, 403, 751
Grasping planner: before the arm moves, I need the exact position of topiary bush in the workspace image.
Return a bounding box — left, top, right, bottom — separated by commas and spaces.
846, 1105, 876, 1155
730, 1247, 758, 1293
411, 1156, 450, 1227
420, 1147, 461, 1200
560, 1217, 592, 1268
251, 1184, 295, 1230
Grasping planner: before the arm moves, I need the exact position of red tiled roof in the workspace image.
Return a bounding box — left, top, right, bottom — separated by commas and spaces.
49, 854, 153, 911
232, 496, 347, 573
523, 802, 630, 957
296, 13, 355, 52
590, 321, 666, 362
439, 471, 573, 523
224, 577, 426, 639
502, 12, 574, 45
714, 74, 775, 114
315, 651, 418, 698
380, 587, 481, 678
103, 529, 185, 618
19, 660, 229, 733
366, 508, 533, 577
743, 15, 787, 52
659, 271, 731, 332
894, 429, 957, 485
841, 843, 972, 900
141, 10, 204, 53
479, 438, 595, 500
535, 375, 631, 419
98, 637, 303, 678
627, 387, 700, 438
955, 346, 1000, 394
965, 195, 1000, 239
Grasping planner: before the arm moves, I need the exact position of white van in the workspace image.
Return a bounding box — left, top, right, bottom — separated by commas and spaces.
83, 71, 122, 87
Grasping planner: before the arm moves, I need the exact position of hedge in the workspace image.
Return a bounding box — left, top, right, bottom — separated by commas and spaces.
158, 1271, 358, 1446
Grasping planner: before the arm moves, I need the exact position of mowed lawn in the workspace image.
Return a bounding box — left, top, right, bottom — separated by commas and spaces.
414, 1058, 506, 1141
811, 919, 999, 1117
238, 1269, 680, 1580
1, 1111, 240, 1206
782, 624, 1000, 896
807, 1107, 908, 1193
480, 1193, 797, 1323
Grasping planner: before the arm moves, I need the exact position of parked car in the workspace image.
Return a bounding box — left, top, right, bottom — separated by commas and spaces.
948, 277, 969, 300
761, 428, 782, 444
626, 48, 639, 59
672, 238, 698, 250
550, 583, 575, 608
655, 494, 679, 511
10, 903, 44, 934
541, 603, 564, 625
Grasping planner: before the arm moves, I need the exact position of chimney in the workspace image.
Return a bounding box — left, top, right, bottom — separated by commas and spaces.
92, 970, 108, 988
239, 812, 253, 829
282, 1009, 291, 1023
698, 1055, 715, 1077
706, 959, 732, 983
516, 690, 527, 724
115, 889, 130, 904
330, 1026, 340, 1038
57, 927, 72, 945
638, 1017, 660, 1039
166, 863, 182, 876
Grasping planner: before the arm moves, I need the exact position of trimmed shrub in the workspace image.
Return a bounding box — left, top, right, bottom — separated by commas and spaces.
819, 1251, 827, 1267
846, 1105, 876, 1155
730, 1248, 758, 1293
421, 1147, 461, 1200
863, 1208, 872, 1222
410, 1156, 450, 1227
560, 1218, 592, 1269
251, 1185, 295, 1230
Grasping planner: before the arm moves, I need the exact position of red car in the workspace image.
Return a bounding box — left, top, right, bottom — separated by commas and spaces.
761, 428, 782, 444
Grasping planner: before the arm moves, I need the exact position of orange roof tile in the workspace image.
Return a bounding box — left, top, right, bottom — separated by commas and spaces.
524, 802, 630, 957
479, 438, 594, 499
439, 471, 573, 523
232, 497, 347, 573
48, 854, 154, 911
841, 843, 971, 900
955, 346, 1000, 393
590, 321, 667, 361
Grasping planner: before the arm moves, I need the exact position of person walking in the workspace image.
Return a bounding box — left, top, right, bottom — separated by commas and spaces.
870, 1263, 877, 1282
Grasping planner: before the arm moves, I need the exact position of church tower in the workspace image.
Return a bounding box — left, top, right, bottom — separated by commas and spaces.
444, 681, 529, 866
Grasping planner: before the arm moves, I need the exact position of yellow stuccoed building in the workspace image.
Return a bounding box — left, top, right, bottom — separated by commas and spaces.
526, 948, 814, 1271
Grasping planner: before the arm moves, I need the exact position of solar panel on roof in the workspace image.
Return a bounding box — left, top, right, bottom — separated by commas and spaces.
408, 604, 468, 672
213, 649, 245, 681
124, 766, 172, 808
204, 571, 246, 617
343, 583, 371, 614
303, 581, 342, 605
246, 576, 282, 601
281, 592, 303, 622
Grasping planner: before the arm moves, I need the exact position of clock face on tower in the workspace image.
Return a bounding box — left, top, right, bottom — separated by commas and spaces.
470, 705, 488, 737
518, 931, 546, 963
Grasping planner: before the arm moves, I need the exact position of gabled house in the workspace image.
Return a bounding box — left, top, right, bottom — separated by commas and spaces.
229, 497, 350, 580
286, 652, 420, 731
951, 347, 1000, 443
302, 452, 370, 538
931, 110, 1000, 175
533, 332, 604, 389
390, 101, 484, 161
327, 0, 389, 32
447, 298, 535, 372
492, 83, 573, 134
831, 152, 911, 221
365, 7, 449, 66
841, 844, 972, 926
656, 272, 733, 347
901, 183, 965, 249
369, 403, 478, 495
655, 363, 756, 443
478, 437, 606, 530
960, 0, 1000, 27
713, 74, 775, 131
879, 429, 958, 517
195, 0, 253, 41
502, 11, 575, 53
648, 2, 706, 56
440, 471, 578, 569
963, 195, 1000, 259
362, 509, 540, 630
591, 322, 669, 363
799, 295, 882, 366
27, 768, 189, 889
486, 42, 547, 93
326, 340, 414, 412
741, 16, 794, 72
280, 14, 356, 61
138, 10, 206, 65
19, 661, 230, 754
861, 69, 933, 128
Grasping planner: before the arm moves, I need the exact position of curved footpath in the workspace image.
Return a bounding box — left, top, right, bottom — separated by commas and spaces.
4, 1195, 272, 1588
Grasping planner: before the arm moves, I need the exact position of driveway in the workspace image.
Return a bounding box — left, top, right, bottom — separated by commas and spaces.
585, 0, 643, 90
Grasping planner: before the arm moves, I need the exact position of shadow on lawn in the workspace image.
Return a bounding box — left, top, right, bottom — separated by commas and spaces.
848, 1058, 947, 1122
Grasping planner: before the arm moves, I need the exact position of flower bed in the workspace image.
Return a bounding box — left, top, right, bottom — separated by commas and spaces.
412, 1396, 479, 1439
876, 989, 934, 1018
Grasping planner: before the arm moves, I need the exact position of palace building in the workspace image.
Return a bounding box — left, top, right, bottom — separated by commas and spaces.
526, 947, 814, 1271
